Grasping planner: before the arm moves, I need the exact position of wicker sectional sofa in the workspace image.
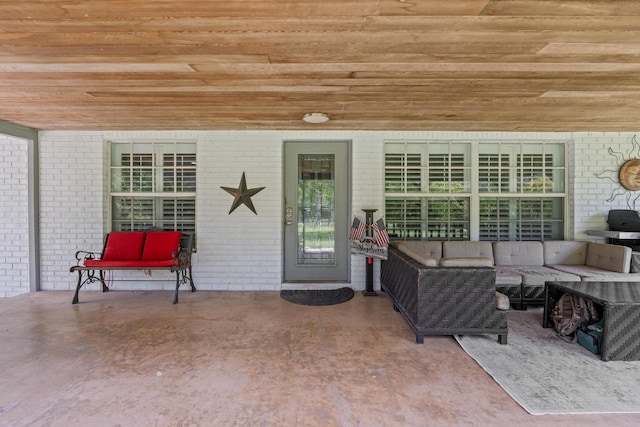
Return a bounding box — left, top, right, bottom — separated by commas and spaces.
393, 240, 640, 310
381, 246, 508, 344
381, 239, 638, 344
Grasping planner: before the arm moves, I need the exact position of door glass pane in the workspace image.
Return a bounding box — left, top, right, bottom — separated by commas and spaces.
297, 154, 335, 265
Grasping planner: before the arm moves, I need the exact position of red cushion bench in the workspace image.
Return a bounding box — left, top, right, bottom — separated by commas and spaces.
70, 231, 195, 304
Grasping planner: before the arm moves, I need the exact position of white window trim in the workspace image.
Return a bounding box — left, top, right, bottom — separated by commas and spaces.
106, 140, 197, 237
384, 139, 569, 241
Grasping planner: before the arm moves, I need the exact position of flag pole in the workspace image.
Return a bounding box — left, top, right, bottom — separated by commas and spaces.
362, 208, 378, 296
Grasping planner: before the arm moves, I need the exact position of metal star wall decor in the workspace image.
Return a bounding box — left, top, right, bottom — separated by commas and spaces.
221, 172, 265, 214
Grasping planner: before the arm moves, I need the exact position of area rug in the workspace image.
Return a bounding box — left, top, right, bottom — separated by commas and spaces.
280, 287, 354, 306
455, 309, 640, 415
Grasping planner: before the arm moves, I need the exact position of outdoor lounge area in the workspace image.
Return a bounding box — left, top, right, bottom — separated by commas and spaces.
3, 1, 640, 425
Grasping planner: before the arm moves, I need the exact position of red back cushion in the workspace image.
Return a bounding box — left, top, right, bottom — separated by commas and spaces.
102, 232, 146, 261
141, 231, 182, 261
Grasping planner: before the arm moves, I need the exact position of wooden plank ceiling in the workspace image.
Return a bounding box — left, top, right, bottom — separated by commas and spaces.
1, 0, 640, 131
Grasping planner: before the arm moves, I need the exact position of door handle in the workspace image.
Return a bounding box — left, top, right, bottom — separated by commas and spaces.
285, 207, 293, 225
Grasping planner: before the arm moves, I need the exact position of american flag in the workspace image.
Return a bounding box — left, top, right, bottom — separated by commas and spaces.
372, 218, 390, 247
349, 217, 366, 240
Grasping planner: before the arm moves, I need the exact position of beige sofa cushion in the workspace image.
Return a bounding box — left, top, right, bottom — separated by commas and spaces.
440, 257, 494, 267
495, 291, 510, 310
585, 242, 631, 273
544, 240, 632, 276
493, 241, 543, 266
582, 273, 640, 281
395, 241, 440, 267
499, 265, 581, 286
494, 266, 523, 285
547, 264, 640, 281
543, 240, 588, 265
440, 241, 494, 267
442, 241, 494, 259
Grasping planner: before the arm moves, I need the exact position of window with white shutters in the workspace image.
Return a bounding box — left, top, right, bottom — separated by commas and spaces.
384, 142, 471, 240
384, 141, 565, 241
110, 142, 196, 247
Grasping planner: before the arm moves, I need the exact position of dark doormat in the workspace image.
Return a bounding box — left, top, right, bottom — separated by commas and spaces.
280, 287, 355, 306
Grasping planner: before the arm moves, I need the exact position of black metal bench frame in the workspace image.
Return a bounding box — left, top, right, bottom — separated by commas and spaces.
69, 232, 196, 304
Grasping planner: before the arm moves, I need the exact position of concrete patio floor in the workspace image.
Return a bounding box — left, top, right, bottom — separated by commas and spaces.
1, 290, 639, 426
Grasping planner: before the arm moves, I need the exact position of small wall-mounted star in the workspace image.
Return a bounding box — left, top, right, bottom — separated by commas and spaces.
221, 172, 265, 214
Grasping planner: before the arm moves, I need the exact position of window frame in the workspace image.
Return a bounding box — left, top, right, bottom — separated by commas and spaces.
384, 139, 568, 241
108, 140, 197, 247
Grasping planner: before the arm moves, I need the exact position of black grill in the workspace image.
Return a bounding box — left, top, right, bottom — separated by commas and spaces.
608, 209, 640, 232
607, 210, 640, 251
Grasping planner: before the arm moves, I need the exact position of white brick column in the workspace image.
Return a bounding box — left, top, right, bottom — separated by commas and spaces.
0, 135, 30, 297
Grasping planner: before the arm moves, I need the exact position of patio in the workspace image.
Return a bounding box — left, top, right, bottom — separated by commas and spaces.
1, 290, 639, 426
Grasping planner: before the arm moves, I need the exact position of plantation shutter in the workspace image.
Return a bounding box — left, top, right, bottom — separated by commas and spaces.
111, 142, 197, 246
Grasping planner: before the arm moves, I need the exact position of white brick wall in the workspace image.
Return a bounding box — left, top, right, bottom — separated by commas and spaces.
13, 129, 640, 299
39, 132, 105, 291
196, 131, 283, 290
571, 132, 640, 240
0, 135, 30, 297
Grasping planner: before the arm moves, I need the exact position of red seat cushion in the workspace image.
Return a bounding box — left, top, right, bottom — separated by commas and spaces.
102, 232, 146, 261
84, 259, 177, 268
141, 231, 182, 261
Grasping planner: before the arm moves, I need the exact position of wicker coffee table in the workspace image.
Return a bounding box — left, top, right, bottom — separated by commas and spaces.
543, 281, 640, 361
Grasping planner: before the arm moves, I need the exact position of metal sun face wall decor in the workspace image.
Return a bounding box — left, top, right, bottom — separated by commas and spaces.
595, 135, 640, 209
619, 158, 640, 192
